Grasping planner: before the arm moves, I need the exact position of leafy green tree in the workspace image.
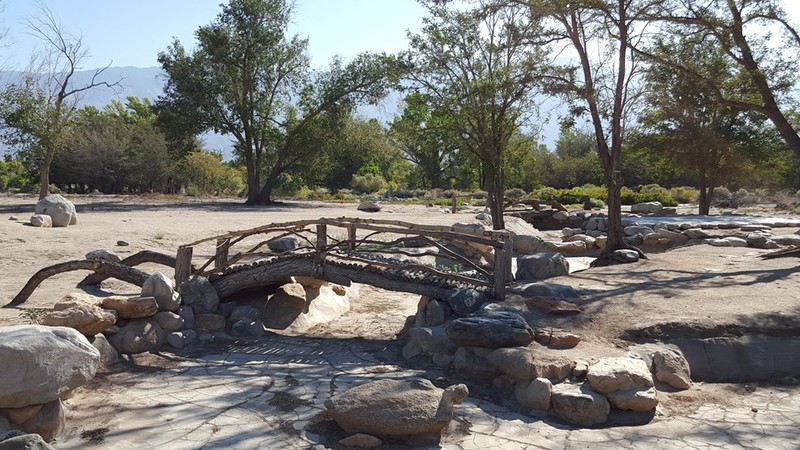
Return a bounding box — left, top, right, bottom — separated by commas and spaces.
157, 0, 395, 205
0, 5, 118, 199
181, 151, 245, 196
405, 2, 546, 229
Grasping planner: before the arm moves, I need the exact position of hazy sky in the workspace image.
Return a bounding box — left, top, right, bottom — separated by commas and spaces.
1, 0, 427, 70
2, 1, 799, 70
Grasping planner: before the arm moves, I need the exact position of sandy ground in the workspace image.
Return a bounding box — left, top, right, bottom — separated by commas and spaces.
1, 194, 800, 448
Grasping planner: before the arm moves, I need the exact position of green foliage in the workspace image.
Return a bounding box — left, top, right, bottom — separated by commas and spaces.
669, 186, 700, 203
351, 173, 388, 194
620, 187, 679, 206
0, 156, 32, 191
181, 151, 245, 196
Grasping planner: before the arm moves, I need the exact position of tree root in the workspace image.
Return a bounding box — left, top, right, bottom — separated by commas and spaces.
6, 260, 150, 308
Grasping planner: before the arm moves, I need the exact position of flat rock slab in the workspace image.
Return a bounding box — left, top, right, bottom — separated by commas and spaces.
525, 296, 581, 315
447, 309, 534, 348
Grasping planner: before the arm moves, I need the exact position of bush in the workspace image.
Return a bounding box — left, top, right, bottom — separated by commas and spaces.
669, 186, 699, 204
351, 173, 387, 194
0, 158, 31, 191
620, 187, 679, 206
505, 188, 527, 200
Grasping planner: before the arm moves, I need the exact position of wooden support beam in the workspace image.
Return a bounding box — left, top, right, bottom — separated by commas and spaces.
215, 238, 230, 268
347, 225, 357, 250
175, 246, 193, 289
451, 195, 457, 214
493, 237, 513, 301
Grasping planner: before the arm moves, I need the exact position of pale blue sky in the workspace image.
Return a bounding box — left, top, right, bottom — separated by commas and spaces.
1, 0, 427, 70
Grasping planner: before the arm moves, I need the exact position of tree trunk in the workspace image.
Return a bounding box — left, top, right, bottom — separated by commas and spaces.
38, 151, 54, 200
253, 166, 282, 205
485, 167, 505, 230
605, 170, 624, 251
698, 167, 712, 215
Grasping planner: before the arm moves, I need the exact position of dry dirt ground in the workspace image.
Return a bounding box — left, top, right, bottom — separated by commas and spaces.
1, 194, 799, 447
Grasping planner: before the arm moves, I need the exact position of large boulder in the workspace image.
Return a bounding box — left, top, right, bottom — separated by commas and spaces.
541, 240, 587, 254
653, 349, 692, 390
0, 432, 56, 449
515, 253, 569, 281
630, 201, 663, 214
357, 201, 381, 213
486, 347, 574, 382
34, 194, 77, 227
551, 383, 610, 427
107, 319, 166, 354
100, 296, 158, 319
180, 276, 220, 314
409, 326, 457, 356
0, 326, 99, 408
454, 346, 497, 381
446, 309, 534, 348
141, 272, 180, 312
325, 379, 468, 437
514, 378, 552, 411
40, 305, 116, 336
262, 283, 308, 330
16, 399, 64, 442
587, 357, 654, 394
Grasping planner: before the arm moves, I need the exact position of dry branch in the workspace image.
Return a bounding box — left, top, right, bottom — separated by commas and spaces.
7, 260, 150, 308
78, 250, 181, 286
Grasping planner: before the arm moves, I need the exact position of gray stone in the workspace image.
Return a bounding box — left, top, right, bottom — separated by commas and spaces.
643, 233, 672, 248
195, 314, 226, 333
217, 301, 236, 317
90, 334, 119, 367
446, 310, 534, 348
552, 211, 569, 221
230, 319, 265, 337
515, 378, 552, 411
419, 299, 449, 327
357, 201, 381, 213
611, 249, 640, 264
445, 289, 486, 317
516, 252, 569, 282
325, 378, 468, 437
684, 228, 710, 239
513, 235, 545, 254
508, 282, 581, 299
267, 237, 299, 253
624, 225, 653, 236
624, 234, 645, 246
704, 238, 732, 247
339, 433, 383, 448
84, 249, 121, 263
541, 240, 588, 254
606, 388, 659, 412
741, 224, 771, 232
0, 326, 99, 409
565, 234, 596, 248
746, 233, 779, 249
262, 283, 307, 329
551, 383, 610, 427
40, 305, 116, 336
656, 228, 690, 245
141, 272, 179, 312
177, 306, 195, 330
653, 349, 692, 390
153, 311, 184, 332
166, 330, 197, 349
107, 319, 166, 354
723, 237, 749, 247
180, 276, 220, 314
773, 235, 800, 246
29, 215, 52, 228
0, 433, 55, 450
34, 194, 77, 227
587, 357, 654, 394
229, 305, 261, 322
409, 327, 457, 356
454, 347, 497, 381
18, 399, 64, 442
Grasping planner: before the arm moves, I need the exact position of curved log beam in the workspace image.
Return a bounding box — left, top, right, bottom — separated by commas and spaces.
78, 250, 182, 286
6, 260, 150, 308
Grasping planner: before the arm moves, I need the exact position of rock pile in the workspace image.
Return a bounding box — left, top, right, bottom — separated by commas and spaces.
31, 195, 77, 228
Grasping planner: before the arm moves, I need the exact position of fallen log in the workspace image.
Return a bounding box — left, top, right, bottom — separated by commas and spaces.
78, 250, 186, 286
6, 260, 150, 308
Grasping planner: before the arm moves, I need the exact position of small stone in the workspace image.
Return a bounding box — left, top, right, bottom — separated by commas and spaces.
357, 201, 381, 213
141, 272, 179, 312
606, 387, 659, 412
116, 240, 130, 246
153, 311, 184, 332
30, 215, 53, 228
85, 249, 121, 263
339, 433, 383, 448
267, 237, 298, 253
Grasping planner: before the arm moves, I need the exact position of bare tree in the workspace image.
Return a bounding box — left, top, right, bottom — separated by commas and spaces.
0, 3, 119, 199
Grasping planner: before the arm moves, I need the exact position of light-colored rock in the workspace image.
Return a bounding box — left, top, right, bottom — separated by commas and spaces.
416, 298, 449, 327
656, 228, 690, 245
704, 238, 732, 247
357, 201, 381, 213
611, 249, 640, 264
643, 233, 672, 248
503, 216, 547, 239
34, 194, 77, 227
624, 225, 653, 236
325, 379, 468, 437
153, 311, 184, 332
141, 272, 179, 312
53, 292, 99, 310
565, 234, 596, 248
773, 235, 800, 246
262, 283, 309, 330
551, 383, 610, 427
487, 347, 574, 382
595, 236, 608, 249
0, 326, 99, 409
339, 433, 383, 448
515, 252, 569, 281
30, 214, 52, 228
587, 357, 654, 394
1, 404, 42, 424
535, 329, 581, 349
107, 319, 166, 354
90, 334, 119, 367
541, 240, 587, 254
630, 201, 663, 214
723, 237, 748, 247
741, 224, 771, 232
18, 399, 64, 442
684, 228, 710, 239
84, 249, 120, 262
100, 296, 158, 319
513, 235, 545, 254
606, 387, 659, 412
515, 377, 552, 411
653, 349, 692, 390
746, 233, 779, 249
40, 305, 116, 336
180, 276, 220, 314
552, 211, 569, 221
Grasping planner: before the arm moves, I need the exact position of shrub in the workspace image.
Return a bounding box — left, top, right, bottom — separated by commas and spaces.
669, 186, 699, 204
505, 188, 527, 200
620, 187, 679, 206
0, 158, 31, 191
351, 173, 387, 194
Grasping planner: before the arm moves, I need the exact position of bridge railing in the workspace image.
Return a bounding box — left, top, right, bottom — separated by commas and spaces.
175, 217, 514, 299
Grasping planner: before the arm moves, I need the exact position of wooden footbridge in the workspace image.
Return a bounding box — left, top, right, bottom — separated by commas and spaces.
175, 217, 514, 301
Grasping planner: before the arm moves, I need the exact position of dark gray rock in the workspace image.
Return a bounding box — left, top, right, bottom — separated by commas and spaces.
180, 276, 219, 314
267, 237, 299, 253
445, 289, 486, 317
454, 347, 497, 381
447, 309, 534, 348
107, 319, 166, 354
0, 432, 55, 450
177, 306, 195, 330
515, 252, 569, 281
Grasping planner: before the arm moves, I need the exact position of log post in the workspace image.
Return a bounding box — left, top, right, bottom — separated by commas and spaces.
347, 225, 357, 250
493, 237, 513, 301
451, 195, 457, 214
175, 246, 193, 288
315, 224, 327, 277
215, 238, 230, 269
